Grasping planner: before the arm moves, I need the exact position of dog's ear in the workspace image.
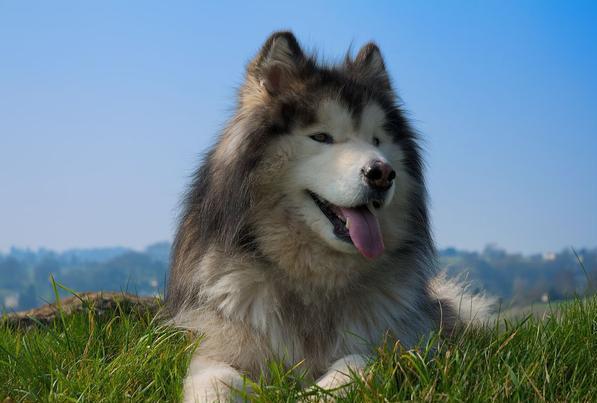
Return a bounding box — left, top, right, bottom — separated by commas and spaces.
351, 42, 391, 91
250, 31, 306, 95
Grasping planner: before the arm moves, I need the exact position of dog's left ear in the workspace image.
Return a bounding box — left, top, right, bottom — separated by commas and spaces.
350, 42, 391, 91
249, 31, 306, 95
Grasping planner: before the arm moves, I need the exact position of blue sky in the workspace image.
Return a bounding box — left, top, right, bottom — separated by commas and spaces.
1, 1, 595, 254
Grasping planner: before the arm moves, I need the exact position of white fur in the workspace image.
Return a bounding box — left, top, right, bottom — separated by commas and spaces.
183, 356, 246, 403
315, 354, 368, 390
429, 274, 496, 324
278, 99, 406, 255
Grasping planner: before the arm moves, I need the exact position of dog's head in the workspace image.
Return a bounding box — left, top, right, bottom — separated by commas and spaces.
207, 32, 428, 264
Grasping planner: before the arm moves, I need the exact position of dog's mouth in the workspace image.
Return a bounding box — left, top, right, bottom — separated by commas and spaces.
307, 191, 384, 259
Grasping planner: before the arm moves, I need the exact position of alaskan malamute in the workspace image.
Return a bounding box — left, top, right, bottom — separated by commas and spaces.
166, 31, 491, 402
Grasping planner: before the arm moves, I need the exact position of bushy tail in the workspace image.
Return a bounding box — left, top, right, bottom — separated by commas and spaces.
429, 273, 496, 327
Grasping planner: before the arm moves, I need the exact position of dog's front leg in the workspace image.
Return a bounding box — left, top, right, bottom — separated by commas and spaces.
183, 355, 248, 403
315, 354, 368, 391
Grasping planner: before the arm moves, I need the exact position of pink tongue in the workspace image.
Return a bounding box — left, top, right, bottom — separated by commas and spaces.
339, 206, 384, 259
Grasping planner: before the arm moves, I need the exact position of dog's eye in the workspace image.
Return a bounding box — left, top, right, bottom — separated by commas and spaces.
373, 137, 381, 147
309, 132, 334, 144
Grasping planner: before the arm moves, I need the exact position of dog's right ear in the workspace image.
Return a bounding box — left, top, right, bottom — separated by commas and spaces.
350, 42, 391, 91
249, 31, 306, 95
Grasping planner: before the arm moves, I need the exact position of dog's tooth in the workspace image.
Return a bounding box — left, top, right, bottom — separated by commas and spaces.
345, 217, 350, 229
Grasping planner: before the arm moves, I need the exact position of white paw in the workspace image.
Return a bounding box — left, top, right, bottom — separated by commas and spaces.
315, 354, 368, 391
183, 357, 248, 403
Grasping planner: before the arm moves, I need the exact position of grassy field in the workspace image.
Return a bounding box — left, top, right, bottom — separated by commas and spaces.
1, 295, 596, 402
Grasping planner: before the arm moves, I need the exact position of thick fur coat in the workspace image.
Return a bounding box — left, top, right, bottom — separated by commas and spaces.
165, 32, 492, 402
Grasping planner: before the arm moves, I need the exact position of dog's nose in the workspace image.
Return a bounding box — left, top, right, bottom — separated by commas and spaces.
362, 160, 396, 190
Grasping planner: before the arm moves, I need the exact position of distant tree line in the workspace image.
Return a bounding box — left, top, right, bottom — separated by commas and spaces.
0, 242, 169, 311
442, 244, 596, 307
1, 242, 595, 311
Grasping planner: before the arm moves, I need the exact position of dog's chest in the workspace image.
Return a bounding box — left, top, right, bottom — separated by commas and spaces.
206, 265, 430, 371
257, 286, 414, 372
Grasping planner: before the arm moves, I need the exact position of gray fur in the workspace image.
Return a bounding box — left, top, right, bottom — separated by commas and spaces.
165, 31, 492, 400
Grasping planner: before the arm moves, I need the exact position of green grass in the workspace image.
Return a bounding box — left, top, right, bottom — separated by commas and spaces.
0, 302, 195, 402
1, 296, 596, 402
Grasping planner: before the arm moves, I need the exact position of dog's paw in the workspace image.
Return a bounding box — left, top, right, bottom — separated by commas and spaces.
183, 382, 248, 403
183, 357, 249, 403
315, 354, 367, 390
301, 354, 368, 402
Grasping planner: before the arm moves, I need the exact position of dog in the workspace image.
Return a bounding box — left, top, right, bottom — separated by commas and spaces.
165, 31, 492, 402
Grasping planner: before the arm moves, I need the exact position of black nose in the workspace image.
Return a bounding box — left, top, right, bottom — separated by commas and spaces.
362, 160, 396, 190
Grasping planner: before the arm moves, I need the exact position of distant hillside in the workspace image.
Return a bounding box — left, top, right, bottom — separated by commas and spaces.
440, 245, 596, 306
0, 242, 170, 311
3, 242, 170, 265
1, 242, 595, 311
